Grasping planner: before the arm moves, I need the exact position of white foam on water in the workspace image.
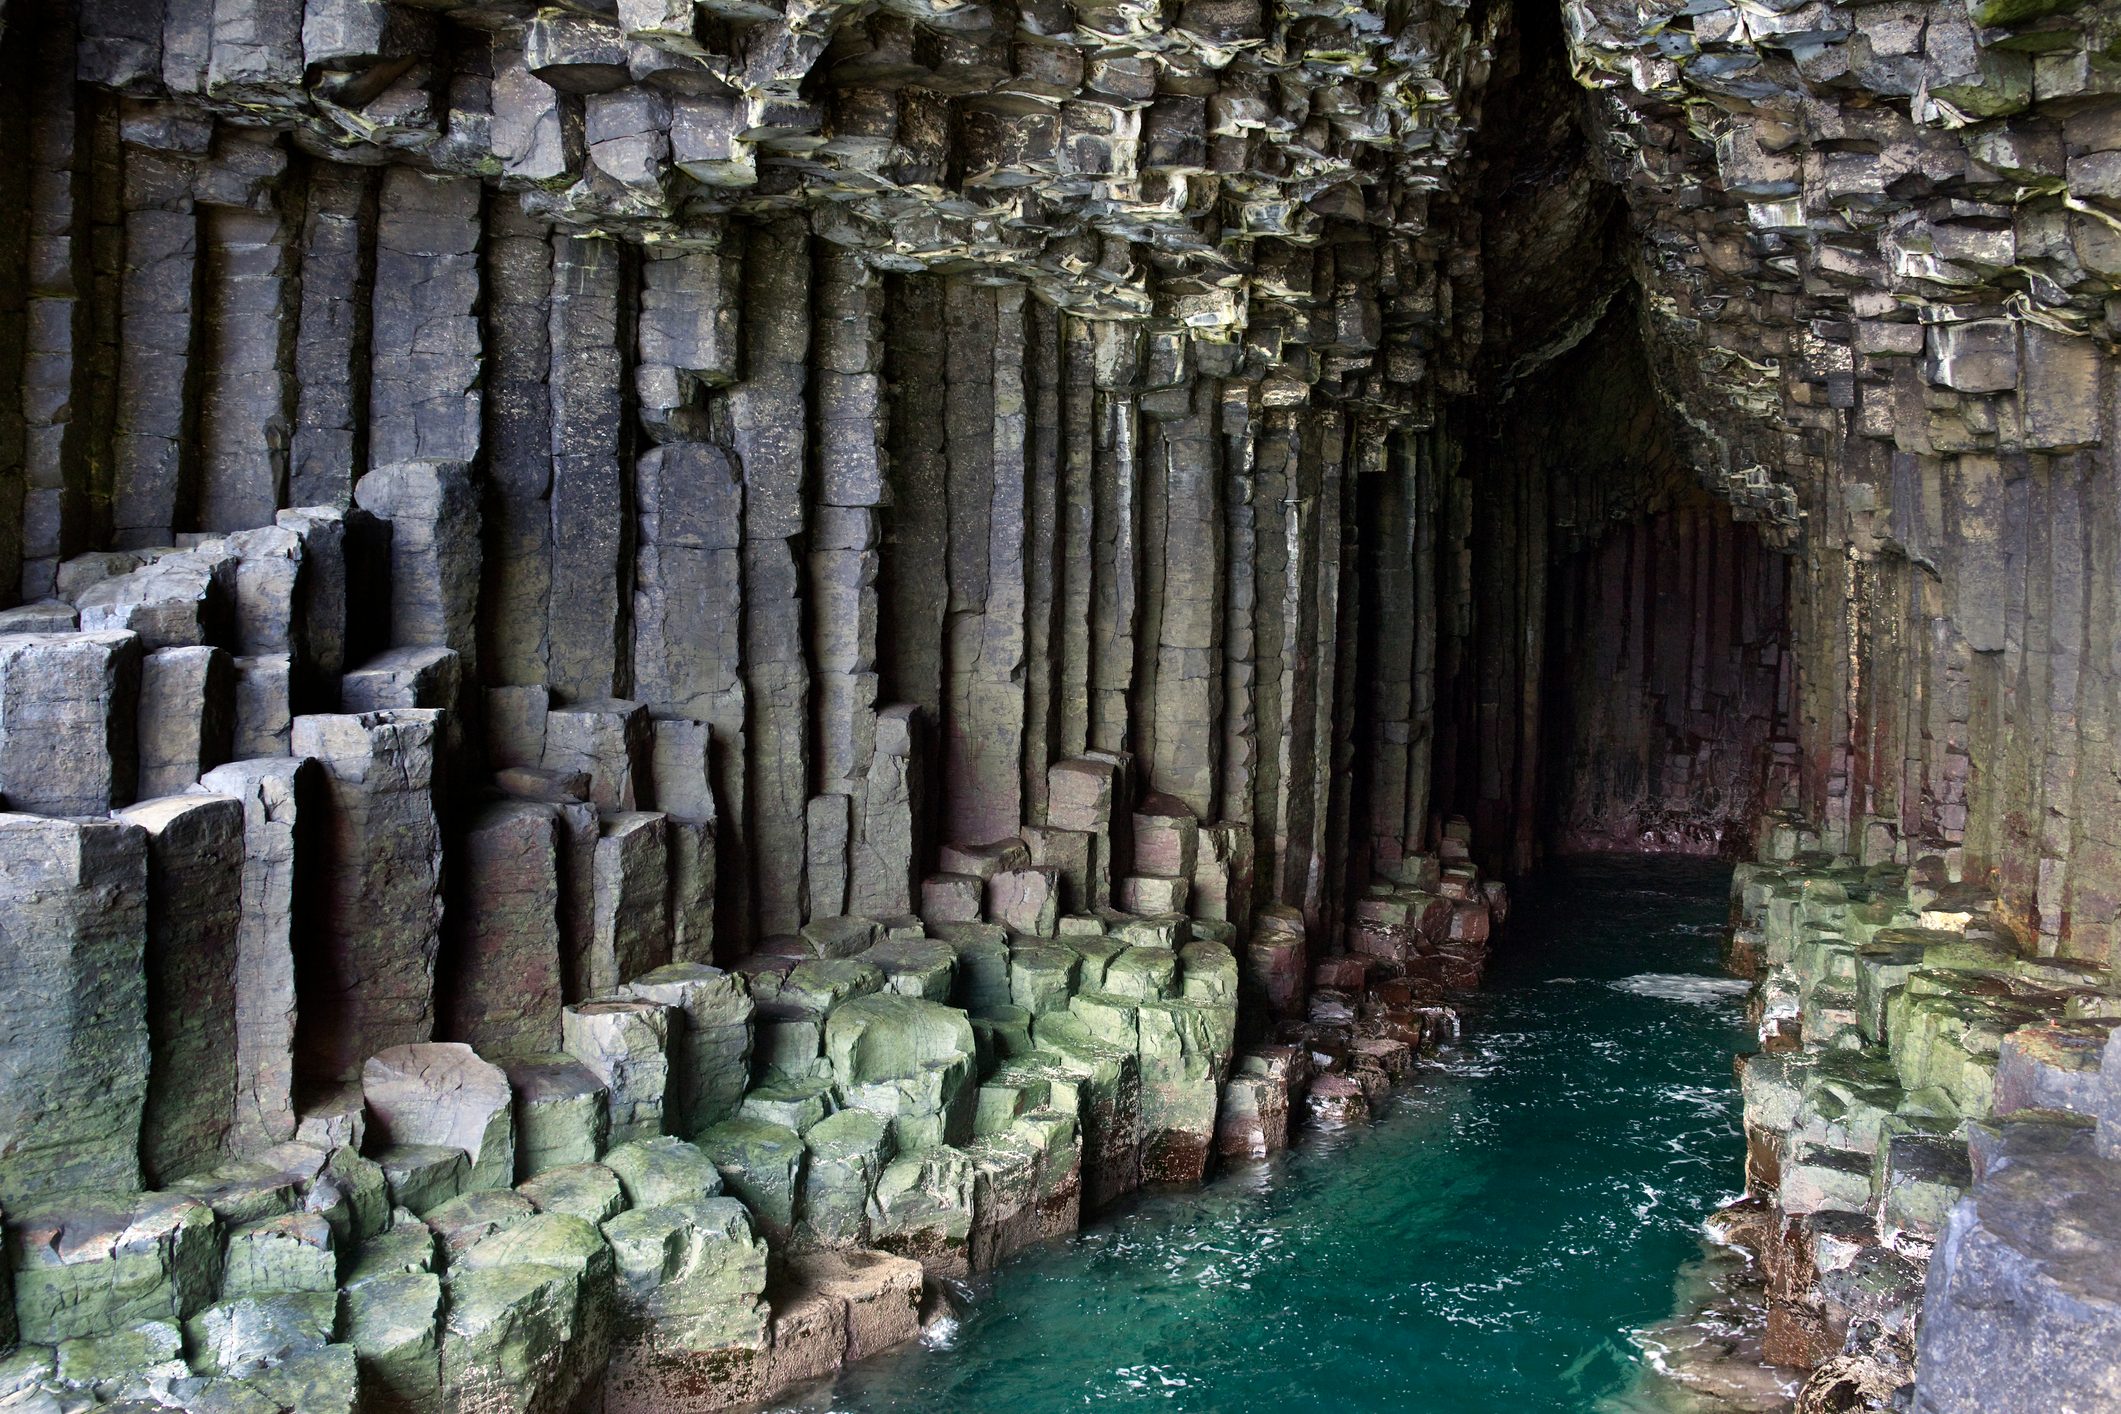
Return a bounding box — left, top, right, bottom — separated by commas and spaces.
1608, 973, 1752, 1006
918, 1313, 960, 1351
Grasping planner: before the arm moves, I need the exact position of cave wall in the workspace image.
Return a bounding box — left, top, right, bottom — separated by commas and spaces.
1542, 493, 1790, 857
0, 0, 1530, 1402
3, 0, 2121, 1403
0, 0, 1509, 972
1568, 0, 2121, 964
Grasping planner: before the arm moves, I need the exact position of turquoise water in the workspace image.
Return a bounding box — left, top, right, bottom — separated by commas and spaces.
790, 857, 1753, 1414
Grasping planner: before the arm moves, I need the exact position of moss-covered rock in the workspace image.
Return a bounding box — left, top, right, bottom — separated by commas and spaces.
798, 1109, 893, 1250
600, 1198, 768, 1351
603, 1137, 723, 1210
517, 1163, 629, 1227
7, 1191, 221, 1344
698, 1117, 807, 1241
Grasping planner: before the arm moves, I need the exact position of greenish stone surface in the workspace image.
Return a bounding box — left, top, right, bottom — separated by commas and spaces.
1779, 1141, 1874, 1215
184, 1292, 338, 1377
600, 1198, 768, 1351
221, 1212, 338, 1296
1178, 941, 1239, 1006
375, 1144, 470, 1217
1065, 937, 1124, 991
501, 1055, 611, 1178
752, 1004, 828, 1084
460, 1213, 613, 1286
971, 1004, 1035, 1066
860, 938, 958, 1001
517, 1163, 628, 1226
54, 1320, 185, 1395
780, 958, 887, 1014
740, 1074, 837, 1133
345, 1271, 443, 1413
8, 1191, 220, 1344
620, 963, 754, 1136
799, 1109, 894, 1249
343, 1212, 438, 1287
442, 1256, 603, 1414
1103, 947, 1178, 1001
318, 1147, 392, 1245
699, 1116, 807, 1240
1006, 945, 1080, 1015
825, 995, 979, 1150
871, 1147, 976, 1273
603, 1136, 723, 1209
930, 923, 1012, 1011
191, 1342, 361, 1414
424, 1189, 537, 1256
801, 915, 883, 960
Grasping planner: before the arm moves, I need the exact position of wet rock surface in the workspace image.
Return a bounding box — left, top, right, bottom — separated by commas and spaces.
1683, 843, 2121, 1413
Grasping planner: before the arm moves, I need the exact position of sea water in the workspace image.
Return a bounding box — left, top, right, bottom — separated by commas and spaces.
787, 857, 1758, 1413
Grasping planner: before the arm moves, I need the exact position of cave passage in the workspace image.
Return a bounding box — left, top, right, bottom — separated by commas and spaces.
1341, 0, 1796, 884
1380, 299, 1795, 883
801, 858, 1755, 1414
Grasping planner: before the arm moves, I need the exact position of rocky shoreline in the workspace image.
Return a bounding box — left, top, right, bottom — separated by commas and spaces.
1637, 817, 2121, 1414
0, 528, 1504, 1414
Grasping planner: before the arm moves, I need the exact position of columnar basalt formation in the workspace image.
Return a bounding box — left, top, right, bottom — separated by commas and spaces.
6, 0, 2121, 1404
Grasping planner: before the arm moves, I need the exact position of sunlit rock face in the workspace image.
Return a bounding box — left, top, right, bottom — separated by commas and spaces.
2, 0, 2121, 1406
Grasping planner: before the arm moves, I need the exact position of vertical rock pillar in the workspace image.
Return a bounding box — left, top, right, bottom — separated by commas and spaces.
116, 793, 244, 1185
290, 708, 446, 1082
0, 814, 149, 1206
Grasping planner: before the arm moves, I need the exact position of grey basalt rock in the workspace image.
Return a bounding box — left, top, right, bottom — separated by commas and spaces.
6, 1191, 221, 1345
135, 645, 234, 797
620, 962, 754, 1137
589, 810, 671, 996
602, 1135, 723, 1209
291, 709, 447, 1081
116, 793, 245, 1187
446, 799, 567, 1060
0, 630, 144, 817
363, 1043, 518, 1194
503, 1056, 612, 1181
824, 994, 979, 1153
1915, 1123, 2121, 1413
197, 756, 323, 1151
0, 814, 150, 1205
74, 550, 236, 651
564, 999, 673, 1145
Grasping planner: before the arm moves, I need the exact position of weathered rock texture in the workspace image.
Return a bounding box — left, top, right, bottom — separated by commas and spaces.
2, 0, 2119, 1403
